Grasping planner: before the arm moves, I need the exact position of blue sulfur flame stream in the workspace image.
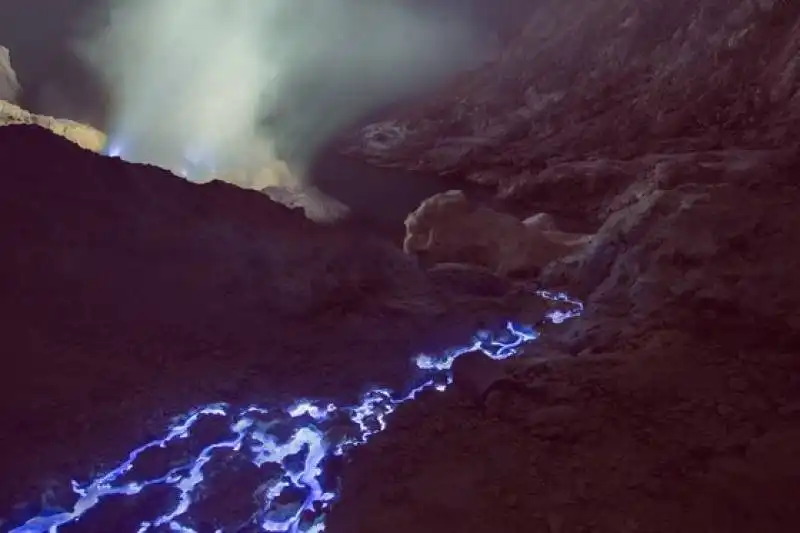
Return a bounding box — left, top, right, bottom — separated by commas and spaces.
9, 290, 582, 533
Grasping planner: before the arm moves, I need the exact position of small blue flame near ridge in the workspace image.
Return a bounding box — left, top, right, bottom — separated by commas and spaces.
103, 138, 218, 180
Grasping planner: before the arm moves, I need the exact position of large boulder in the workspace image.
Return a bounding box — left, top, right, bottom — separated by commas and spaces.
0, 46, 20, 103
403, 189, 591, 276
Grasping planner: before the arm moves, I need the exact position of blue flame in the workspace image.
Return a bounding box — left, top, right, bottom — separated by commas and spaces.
6, 288, 581, 532
102, 138, 217, 180
104, 139, 125, 159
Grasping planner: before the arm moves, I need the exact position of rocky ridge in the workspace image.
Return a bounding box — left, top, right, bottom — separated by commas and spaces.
0, 98, 106, 152
403, 189, 592, 276
0, 96, 348, 223
0, 49, 350, 224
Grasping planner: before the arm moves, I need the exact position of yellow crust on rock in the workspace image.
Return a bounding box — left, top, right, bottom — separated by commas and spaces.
0, 99, 106, 153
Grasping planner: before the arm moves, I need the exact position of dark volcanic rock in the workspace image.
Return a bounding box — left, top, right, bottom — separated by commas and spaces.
0, 124, 537, 515
324, 3, 800, 531
346, 0, 800, 179
328, 147, 800, 533
4, 1, 800, 531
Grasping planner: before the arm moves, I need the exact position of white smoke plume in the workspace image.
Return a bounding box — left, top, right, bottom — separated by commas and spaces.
79, 0, 485, 184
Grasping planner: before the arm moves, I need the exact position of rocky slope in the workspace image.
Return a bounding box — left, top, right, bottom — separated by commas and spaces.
346, 0, 800, 179
322, 1, 800, 532
329, 147, 800, 533
0, 94, 348, 223
0, 48, 352, 226
0, 124, 562, 518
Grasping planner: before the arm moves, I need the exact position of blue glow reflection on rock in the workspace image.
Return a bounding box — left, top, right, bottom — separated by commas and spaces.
8, 286, 581, 533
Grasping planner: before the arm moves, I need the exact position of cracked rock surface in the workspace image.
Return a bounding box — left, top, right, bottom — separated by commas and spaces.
329, 2, 800, 530
330, 147, 800, 533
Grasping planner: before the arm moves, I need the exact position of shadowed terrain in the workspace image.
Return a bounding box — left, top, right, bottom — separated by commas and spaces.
3, 1, 800, 532
0, 124, 539, 516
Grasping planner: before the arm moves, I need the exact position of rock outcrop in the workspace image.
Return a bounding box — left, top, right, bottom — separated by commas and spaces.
403, 189, 591, 276
540, 149, 800, 352
0, 46, 20, 103
1, 47, 106, 150
0, 99, 106, 151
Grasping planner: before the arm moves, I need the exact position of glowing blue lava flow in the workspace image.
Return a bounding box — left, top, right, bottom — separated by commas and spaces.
8, 286, 580, 533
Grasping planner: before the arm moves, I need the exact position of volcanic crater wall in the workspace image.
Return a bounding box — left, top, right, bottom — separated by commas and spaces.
348, 0, 800, 179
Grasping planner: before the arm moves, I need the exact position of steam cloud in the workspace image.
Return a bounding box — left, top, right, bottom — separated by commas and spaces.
79, 0, 485, 185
